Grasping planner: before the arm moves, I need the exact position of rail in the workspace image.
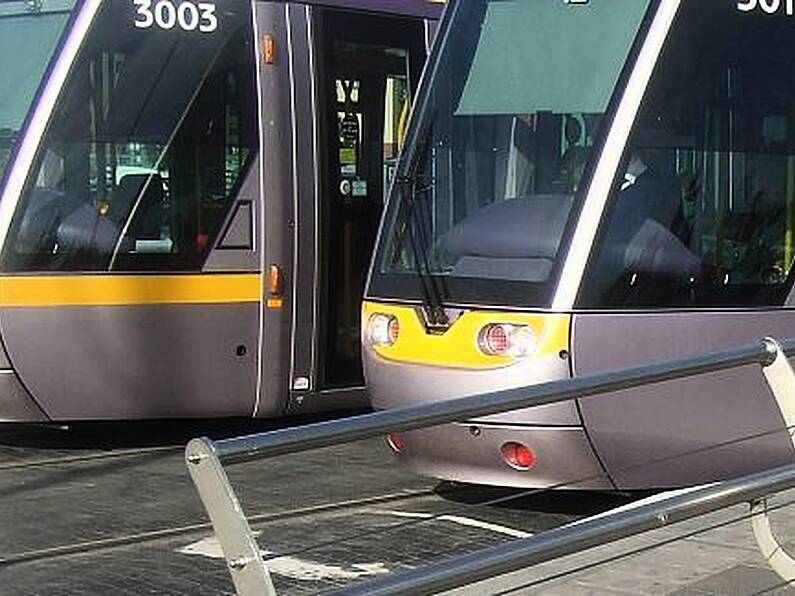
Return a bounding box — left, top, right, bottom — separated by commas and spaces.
185, 337, 795, 595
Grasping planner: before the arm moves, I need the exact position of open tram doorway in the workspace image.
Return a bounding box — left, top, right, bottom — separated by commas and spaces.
315, 10, 426, 391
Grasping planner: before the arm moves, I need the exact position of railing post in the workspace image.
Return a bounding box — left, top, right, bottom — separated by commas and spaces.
186, 437, 276, 596
752, 338, 795, 585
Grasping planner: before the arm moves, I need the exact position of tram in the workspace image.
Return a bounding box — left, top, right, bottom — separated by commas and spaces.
0, 0, 442, 422
363, 0, 795, 490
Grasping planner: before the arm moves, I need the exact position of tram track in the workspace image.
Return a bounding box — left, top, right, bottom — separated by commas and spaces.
0, 445, 181, 471
0, 487, 437, 567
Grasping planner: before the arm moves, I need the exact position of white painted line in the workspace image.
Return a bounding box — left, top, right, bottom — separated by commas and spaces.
561, 484, 716, 530
178, 535, 389, 581
376, 510, 532, 539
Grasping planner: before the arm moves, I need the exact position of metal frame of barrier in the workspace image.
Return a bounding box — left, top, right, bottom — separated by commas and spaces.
184, 337, 795, 596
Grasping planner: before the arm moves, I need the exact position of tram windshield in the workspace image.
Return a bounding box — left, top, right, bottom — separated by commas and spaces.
369, 0, 652, 306
0, 0, 75, 180
580, 1, 795, 308
2, 0, 257, 272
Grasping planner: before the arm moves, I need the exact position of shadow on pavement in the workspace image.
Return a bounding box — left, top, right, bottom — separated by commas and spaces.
434, 481, 653, 516
0, 409, 370, 451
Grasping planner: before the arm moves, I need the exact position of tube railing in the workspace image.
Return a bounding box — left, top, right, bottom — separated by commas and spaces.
184, 337, 795, 596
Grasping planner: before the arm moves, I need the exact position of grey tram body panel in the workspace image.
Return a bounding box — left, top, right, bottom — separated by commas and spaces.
572, 311, 795, 490
1, 303, 260, 420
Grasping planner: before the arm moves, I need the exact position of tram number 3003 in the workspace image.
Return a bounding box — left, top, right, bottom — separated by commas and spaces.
737, 0, 795, 14
133, 0, 218, 33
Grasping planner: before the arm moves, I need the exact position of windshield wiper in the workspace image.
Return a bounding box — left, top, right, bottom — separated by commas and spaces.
398, 171, 449, 328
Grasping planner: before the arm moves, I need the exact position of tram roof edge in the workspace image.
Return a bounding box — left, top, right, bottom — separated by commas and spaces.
271, 0, 445, 19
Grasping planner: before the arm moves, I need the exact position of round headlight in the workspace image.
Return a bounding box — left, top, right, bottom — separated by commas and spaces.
369, 313, 399, 347
477, 324, 536, 357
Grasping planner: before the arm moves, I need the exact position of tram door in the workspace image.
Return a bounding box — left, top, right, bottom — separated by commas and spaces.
315, 10, 426, 392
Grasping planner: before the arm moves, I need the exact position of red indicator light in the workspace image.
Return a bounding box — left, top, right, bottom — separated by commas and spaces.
387, 433, 405, 453
501, 442, 536, 470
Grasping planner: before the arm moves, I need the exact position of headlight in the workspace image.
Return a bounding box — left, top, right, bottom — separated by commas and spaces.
368, 313, 400, 347
477, 323, 536, 357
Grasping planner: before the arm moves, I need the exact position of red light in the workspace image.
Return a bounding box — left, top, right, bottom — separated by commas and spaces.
388, 317, 400, 344
480, 324, 509, 355
501, 442, 536, 470
387, 433, 405, 453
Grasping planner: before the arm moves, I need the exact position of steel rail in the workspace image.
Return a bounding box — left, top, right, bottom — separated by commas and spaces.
193, 337, 792, 465
331, 463, 795, 596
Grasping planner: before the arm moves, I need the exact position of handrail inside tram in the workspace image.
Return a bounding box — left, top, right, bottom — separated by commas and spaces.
185, 336, 795, 596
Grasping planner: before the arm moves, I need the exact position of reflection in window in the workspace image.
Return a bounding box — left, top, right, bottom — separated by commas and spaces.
580, 1, 795, 308
375, 0, 651, 309
3, 0, 257, 272
0, 3, 76, 178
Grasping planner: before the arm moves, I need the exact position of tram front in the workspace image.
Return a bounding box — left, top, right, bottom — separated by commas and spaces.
363, 0, 650, 489
364, 0, 795, 489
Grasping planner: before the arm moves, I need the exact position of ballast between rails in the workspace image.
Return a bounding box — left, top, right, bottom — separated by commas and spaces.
184, 336, 795, 596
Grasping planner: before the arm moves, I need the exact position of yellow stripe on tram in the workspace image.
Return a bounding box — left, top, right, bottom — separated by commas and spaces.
0, 274, 262, 307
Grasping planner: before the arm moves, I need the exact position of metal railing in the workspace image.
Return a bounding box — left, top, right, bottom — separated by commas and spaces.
185, 336, 795, 596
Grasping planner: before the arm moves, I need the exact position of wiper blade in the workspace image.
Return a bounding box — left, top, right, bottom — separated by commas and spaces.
398, 172, 449, 328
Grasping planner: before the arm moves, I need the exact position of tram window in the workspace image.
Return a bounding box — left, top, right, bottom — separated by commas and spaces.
0, 2, 75, 179
580, 1, 795, 308
2, 0, 257, 272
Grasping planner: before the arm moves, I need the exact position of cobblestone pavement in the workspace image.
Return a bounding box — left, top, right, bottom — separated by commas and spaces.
3, 419, 794, 595
0, 419, 623, 595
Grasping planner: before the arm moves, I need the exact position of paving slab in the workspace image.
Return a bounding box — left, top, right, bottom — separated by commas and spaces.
0, 419, 633, 595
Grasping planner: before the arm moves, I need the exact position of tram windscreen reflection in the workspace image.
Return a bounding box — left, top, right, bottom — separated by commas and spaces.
0, 2, 75, 181
3, 0, 256, 272
372, 0, 652, 307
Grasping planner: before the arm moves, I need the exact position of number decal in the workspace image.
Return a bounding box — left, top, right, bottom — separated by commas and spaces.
198, 3, 218, 33
154, 0, 177, 29
133, 0, 154, 28
177, 2, 199, 31
132, 0, 217, 32
737, 0, 795, 14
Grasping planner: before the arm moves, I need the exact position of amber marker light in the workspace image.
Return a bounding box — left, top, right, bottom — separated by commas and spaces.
268, 264, 283, 296
266, 264, 284, 309
262, 34, 276, 64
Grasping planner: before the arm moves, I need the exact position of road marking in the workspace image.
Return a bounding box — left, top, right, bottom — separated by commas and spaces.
375, 510, 532, 538
178, 535, 389, 581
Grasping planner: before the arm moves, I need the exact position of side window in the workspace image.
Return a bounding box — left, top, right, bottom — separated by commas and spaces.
3, 1, 257, 272
579, 2, 795, 308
